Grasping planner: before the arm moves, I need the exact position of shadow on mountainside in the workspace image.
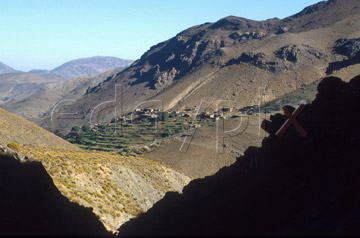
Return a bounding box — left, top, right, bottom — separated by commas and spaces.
118, 74, 360, 236
0, 150, 111, 236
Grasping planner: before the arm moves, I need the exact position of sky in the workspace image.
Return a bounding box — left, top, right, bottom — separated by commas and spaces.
0, 0, 321, 71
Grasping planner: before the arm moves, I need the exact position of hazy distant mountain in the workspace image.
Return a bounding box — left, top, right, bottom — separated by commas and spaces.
0, 69, 71, 106
28, 69, 50, 75
1, 67, 126, 121
0, 56, 134, 121
0, 62, 18, 74
50, 56, 134, 79
0, 72, 57, 105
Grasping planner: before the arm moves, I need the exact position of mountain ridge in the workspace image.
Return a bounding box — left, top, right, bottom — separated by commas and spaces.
43, 0, 360, 133
0, 62, 18, 74
1, 67, 126, 121
50, 56, 134, 79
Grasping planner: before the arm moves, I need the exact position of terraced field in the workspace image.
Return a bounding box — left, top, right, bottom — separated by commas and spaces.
65, 114, 216, 155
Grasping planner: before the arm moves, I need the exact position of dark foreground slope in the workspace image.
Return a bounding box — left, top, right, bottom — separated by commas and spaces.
119, 74, 360, 236
0, 148, 111, 236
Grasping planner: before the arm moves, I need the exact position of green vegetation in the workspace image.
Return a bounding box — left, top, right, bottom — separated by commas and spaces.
71, 126, 80, 132
161, 112, 169, 121
7, 142, 20, 152
64, 114, 215, 155
81, 125, 90, 132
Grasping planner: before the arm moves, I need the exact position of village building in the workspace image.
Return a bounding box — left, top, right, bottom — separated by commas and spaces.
222, 107, 233, 113
182, 113, 192, 118
144, 108, 154, 113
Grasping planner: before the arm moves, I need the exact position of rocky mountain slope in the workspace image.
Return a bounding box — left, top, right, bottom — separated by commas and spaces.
0, 62, 18, 74
0, 107, 190, 233
264, 59, 360, 112
43, 0, 360, 133
119, 74, 360, 236
50, 56, 133, 79
138, 59, 359, 180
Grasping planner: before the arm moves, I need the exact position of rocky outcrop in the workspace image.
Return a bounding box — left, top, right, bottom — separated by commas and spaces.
274, 44, 328, 63
224, 44, 328, 73
224, 52, 281, 73
334, 38, 360, 57
118, 75, 360, 236
327, 38, 360, 74
229, 31, 266, 41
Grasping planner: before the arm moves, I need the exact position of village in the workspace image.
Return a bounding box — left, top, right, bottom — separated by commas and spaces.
107, 105, 259, 125
65, 104, 262, 156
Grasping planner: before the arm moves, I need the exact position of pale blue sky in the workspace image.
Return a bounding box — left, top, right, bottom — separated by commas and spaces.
0, 0, 320, 71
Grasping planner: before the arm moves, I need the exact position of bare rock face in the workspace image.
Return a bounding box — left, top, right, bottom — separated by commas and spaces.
334, 38, 360, 58
274, 44, 328, 63
153, 66, 179, 89
134, 36, 224, 89
230, 31, 267, 41
327, 38, 360, 74
224, 52, 281, 73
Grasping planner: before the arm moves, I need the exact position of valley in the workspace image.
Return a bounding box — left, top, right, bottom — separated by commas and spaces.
2, 0, 360, 235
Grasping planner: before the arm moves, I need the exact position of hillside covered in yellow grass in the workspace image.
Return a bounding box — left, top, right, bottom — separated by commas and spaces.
0, 108, 77, 149
0, 108, 190, 232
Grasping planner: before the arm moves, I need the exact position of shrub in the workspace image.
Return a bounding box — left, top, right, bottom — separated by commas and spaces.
81, 125, 90, 132
175, 127, 184, 134
141, 117, 149, 123
71, 126, 80, 132
7, 142, 20, 152
163, 127, 174, 137
161, 112, 169, 121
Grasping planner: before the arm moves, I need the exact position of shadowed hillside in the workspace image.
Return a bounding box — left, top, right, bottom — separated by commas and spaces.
0, 148, 111, 235
118, 74, 360, 236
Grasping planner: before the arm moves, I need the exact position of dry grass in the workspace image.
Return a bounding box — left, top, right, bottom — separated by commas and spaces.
19, 144, 190, 232
0, 108, 77, 150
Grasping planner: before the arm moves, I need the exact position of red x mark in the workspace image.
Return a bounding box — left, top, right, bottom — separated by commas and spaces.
276, 104, 308, 138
